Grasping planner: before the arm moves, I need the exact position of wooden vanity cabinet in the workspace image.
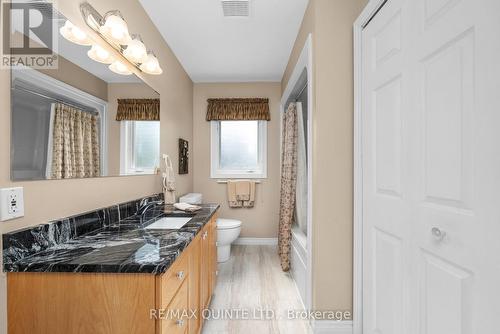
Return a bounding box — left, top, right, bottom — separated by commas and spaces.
209, 214, 218, 294
156, 238, 191, 334
188, 234, 202, 334
157, 215, 218, 334
200, 212, 218, 328
7, 212, 218, 334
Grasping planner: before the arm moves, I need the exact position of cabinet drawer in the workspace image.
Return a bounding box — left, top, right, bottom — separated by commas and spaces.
157, 250, 189, 308
160, 280, 189, 334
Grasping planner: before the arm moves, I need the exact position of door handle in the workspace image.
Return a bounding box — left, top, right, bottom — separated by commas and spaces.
431, 227, 446, 241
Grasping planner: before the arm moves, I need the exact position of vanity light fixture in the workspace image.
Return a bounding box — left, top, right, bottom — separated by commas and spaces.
87, 44, 115, 64
140, 52, 163, 75
99, 10, 132, 45
78, 2, 163, 76
60, 20, 92, 46
123, 35, 148, 63
109, 60, 132, 75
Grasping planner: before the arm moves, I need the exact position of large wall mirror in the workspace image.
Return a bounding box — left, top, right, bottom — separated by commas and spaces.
10, 3, 160, 181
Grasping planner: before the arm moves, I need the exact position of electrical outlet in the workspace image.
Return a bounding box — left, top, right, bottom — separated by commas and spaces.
0, 187, 24, 221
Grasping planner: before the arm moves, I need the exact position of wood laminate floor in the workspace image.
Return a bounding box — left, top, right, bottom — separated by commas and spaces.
202, 245, 312, 334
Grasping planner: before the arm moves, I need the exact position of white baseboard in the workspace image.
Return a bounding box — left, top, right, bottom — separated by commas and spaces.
233, 237, 278, 246
311, 320, 353, 334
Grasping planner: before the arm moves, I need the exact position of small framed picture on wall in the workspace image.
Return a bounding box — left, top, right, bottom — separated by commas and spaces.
179, 138, 189, 174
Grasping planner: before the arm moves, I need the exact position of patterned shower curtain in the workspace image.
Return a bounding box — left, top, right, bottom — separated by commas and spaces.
50, 103, 100, 179
278, 102, 298, 271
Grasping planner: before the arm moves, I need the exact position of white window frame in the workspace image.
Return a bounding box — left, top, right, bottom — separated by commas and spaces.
120, 121, 160, 175
210, 120, 267, 179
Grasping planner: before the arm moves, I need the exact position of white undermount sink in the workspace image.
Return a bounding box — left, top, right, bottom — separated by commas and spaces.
145, 217, 192, 230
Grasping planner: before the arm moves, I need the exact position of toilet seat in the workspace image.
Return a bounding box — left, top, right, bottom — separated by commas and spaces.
217, 218, 242, 230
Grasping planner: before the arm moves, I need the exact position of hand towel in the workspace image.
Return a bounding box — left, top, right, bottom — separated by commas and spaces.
242, 181, 256, 208
173, 202, 202, 212
227, 180, 255, 208
235, 180, 251, 201
227, 180, 242, 208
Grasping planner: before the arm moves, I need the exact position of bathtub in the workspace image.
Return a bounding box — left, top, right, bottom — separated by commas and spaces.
290, 225, 307, 306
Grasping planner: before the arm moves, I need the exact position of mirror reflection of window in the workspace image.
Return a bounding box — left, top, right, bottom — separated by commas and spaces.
121, 121, 160, 175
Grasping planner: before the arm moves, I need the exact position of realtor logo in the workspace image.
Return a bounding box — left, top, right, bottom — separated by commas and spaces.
2, 0, 58, 68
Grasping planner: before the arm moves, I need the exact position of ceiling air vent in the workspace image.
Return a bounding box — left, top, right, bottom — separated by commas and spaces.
221, 0, 250, 17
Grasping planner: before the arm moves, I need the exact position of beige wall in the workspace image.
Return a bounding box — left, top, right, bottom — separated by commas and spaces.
38, 56, 109, 101
10, 31, 109, 101
282, 0, 316, 93
193, 83, 281, 238
281, 0, 367, 312
107, 83, 160, 175
0, 0, 194, 332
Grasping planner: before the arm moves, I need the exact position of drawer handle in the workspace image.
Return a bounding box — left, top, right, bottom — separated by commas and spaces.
203, 231, 208, 240
175, 319, 185, 327
176, 271, 185, 280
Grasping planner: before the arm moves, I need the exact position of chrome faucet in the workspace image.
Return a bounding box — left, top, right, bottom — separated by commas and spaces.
136, 199, 164, 216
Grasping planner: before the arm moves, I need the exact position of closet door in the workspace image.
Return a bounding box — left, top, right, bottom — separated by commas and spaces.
362, 0, 500, 333
361, 0, 411, 332
407, 0, 500, 333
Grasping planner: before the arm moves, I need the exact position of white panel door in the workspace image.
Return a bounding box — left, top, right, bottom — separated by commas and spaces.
362, 0, 410, 332
362, 0, 500, 333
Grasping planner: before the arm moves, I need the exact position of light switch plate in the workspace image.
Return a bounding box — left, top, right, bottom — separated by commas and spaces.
0, 187, 25, 221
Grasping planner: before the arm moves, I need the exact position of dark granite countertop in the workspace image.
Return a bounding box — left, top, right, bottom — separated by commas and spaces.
3, 202, 219, 275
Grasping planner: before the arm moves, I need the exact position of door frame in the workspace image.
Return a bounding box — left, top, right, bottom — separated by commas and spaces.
353, 1, 390, 334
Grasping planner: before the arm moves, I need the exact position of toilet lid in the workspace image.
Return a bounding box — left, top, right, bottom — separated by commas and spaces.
217, 218, 242, 229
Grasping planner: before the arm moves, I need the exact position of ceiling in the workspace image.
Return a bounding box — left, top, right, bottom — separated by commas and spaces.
139, 0, 309, 83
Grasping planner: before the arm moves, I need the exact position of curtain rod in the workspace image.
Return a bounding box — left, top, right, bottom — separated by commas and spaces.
14, 86, 99, 116
295, 82, 307, 100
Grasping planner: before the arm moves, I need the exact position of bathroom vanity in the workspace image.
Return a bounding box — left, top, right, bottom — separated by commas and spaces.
3, 195, 218, 334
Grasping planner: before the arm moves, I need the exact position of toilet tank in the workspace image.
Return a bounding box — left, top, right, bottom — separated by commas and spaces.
179, 193, 203, 205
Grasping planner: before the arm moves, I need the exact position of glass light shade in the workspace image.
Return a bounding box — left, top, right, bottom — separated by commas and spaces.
109, 60, 132, 75
60, 20, 92, 46
87, 44, 115, 64
139, 53, 163, 75
123, 36, 148, 63
99, 11, 131, 45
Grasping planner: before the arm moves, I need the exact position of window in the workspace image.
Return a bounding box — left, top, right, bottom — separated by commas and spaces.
121, 121, 160, 175
211, 120, 267, 178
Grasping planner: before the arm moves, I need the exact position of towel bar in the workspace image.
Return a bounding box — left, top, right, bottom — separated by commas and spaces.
216, 180, 262, 184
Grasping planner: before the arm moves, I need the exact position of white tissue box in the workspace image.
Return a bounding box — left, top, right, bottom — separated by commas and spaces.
179, 193, 203, 205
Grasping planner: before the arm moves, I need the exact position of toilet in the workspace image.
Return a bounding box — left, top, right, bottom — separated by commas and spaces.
179, 193, 241, 262
216, 218, 242, 263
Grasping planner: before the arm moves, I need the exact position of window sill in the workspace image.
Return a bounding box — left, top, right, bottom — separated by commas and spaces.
210, 172, 267, 179
122, 170, 156, 176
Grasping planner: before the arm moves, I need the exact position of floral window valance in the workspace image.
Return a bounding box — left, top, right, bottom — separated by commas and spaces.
206, 98, 270, 121
116, 98, 160, 121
